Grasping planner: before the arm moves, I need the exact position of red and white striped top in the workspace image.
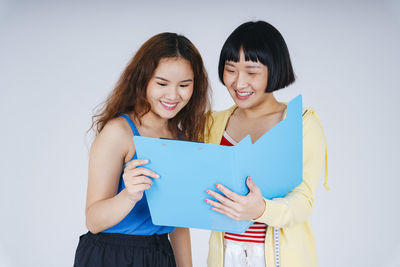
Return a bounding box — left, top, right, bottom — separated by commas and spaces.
224, 222, 266, 243
220, 131, 267, 244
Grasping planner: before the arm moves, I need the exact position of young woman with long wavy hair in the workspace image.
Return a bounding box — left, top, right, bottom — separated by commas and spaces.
74, 32, 210, 267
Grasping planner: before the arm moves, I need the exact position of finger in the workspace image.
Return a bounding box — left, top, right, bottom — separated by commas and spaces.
131, 183, 152, 192
215, 183, 242, 202
246, 176, 261, 194
205, 198, 239, 218
210, 206, 240, 221
130, 167, 159, 179
206, 189, 236, 207
125, 159, 149, 170
125, 175, 153, 186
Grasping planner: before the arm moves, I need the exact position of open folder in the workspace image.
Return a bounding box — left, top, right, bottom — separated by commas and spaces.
134, 95, 303, 233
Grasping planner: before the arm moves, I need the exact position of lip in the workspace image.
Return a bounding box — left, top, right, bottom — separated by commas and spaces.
234, 90, 254, 100
160, 100, 178, 111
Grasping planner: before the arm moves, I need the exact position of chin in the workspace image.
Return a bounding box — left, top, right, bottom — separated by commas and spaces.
158, 113, 177, 120
234, 99, 256, 110
154, 109, 180, 120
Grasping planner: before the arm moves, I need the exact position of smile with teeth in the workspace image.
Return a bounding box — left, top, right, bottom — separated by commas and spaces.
160, 101, 178, 110
235, 90, 254, 96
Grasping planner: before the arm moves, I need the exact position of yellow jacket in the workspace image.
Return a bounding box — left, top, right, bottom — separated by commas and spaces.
205, 105, 329, 267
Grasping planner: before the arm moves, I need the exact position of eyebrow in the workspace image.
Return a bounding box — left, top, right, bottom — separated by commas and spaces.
225, 62, 261, 69
155, 76, 193, 83
245, 66, 261, 69
155, 76, 169, 82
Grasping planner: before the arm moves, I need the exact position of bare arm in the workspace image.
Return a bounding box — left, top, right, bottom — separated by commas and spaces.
169, 227, 192, 267
85, 118, 158, 233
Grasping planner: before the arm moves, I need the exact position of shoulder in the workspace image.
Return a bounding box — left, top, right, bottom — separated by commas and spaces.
302, 108, 326, 145
211, 105, 237, 125
91, 116, 134, 158
99, 116, 133, 141
302, 108, 324, 129
205, 106, 236, 143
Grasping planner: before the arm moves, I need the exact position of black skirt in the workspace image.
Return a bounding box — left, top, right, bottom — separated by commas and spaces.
74, 232, 176, 267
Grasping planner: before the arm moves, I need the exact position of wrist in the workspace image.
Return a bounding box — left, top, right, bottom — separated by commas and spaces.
120, 189, 138, 206
252, 198, 266, 221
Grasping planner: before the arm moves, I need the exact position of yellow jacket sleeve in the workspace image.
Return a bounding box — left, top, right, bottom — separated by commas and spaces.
252, 109, 328, 228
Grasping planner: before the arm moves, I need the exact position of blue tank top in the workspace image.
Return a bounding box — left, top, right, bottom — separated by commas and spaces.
102, 114, 175, 235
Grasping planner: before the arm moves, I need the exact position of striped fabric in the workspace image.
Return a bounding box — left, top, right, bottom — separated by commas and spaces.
220, 132, 267, 244
224, 222, 267, 243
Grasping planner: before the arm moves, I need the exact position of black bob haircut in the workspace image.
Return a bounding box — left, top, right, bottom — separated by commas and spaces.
218, 21, 295, 93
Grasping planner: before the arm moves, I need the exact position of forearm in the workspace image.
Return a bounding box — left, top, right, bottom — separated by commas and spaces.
169, 227, 192, 267
253, 185, 313, 228
85, 189, 137, 233
254, 112, 327, 227
253, 158, 324, 227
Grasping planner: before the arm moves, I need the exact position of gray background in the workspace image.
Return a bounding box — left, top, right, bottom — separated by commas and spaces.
1, 0, 399, 266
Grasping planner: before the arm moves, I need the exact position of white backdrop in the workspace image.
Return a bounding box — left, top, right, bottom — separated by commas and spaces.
1, 1, 400, 266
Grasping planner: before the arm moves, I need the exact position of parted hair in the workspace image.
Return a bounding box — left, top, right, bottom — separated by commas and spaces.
90, 32, 211, 142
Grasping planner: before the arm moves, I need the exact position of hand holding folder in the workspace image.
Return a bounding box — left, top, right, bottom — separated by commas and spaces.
134, 95, 303, 233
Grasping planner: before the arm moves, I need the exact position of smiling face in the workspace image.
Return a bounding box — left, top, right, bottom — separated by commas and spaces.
223, 49, 269, 110
146, 57, 194, 120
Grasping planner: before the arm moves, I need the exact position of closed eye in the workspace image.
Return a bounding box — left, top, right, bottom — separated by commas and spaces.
157, 82, 167, 86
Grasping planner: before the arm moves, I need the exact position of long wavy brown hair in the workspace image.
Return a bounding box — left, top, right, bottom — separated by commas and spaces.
90, 32, 211, 141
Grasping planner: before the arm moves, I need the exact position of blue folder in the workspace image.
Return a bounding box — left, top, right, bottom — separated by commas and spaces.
134, 95, 303, 233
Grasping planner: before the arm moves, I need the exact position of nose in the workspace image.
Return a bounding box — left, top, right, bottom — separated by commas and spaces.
164, 85, 179, 100
235, 71, 248, 90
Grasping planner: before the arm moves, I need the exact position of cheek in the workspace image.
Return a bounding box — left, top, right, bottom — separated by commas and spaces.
180, 87, 194, 102
255, 79, 268, 92
223, 74, 234, 88
146, 86, 161, 101
257, 73, 269, 90
223, 73, 229, 85
146, 84, 154, 98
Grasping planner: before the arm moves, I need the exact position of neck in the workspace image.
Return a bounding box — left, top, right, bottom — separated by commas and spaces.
237, 93, 282, 119
135, 110, 169, 133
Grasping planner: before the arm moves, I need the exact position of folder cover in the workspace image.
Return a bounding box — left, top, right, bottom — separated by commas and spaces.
134, 95, 303, 233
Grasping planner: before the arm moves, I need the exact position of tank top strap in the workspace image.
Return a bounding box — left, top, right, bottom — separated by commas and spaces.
120, 114, 140, 136
177, 129, 183, 140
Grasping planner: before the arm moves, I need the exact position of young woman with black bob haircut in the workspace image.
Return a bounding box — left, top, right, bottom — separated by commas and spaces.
205, 21, 328, 267
74, 32, 210, 267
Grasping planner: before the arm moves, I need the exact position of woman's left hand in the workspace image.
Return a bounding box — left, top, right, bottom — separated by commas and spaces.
205, 176, 266, 221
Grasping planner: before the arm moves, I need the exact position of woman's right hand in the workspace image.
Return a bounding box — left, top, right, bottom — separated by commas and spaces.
122, 159, 159, 202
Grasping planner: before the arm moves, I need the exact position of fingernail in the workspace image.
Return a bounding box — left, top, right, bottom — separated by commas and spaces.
215, 183, 220, 188
248, 176, 252, 181
204, 199, 208, 203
